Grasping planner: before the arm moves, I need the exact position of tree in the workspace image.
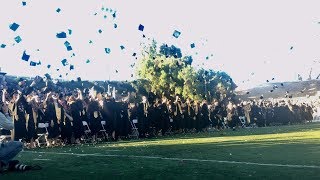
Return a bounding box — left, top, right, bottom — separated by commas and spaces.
136, 40, 237, 103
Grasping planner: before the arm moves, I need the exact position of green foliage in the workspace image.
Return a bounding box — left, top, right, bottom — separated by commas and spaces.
136, 41, 237, 103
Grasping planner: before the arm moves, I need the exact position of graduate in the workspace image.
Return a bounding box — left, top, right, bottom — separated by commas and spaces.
137, 96, 150, 138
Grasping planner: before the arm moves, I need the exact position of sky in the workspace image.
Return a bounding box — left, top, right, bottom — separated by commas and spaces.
1, 0, 320, 90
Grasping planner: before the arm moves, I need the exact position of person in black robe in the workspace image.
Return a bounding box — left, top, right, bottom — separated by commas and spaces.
250, 101, 262, 126
44, 95, 60, 146
159, 98, 170, 135
194, 101, 202, 132
102, 97, 117, 140
184, 99, 194, 132
173, 95, 183, 132
152, 99, 162, 135
56, 96, 72, 144
226, 102, 237, 130
68, 96, 84, 143
119, 102, 131, 138
25, 96, 37, 148
87, 99, 102, 141
210, 101, 220, 130
128, 102, 139, 137
200, 102, 210, 131
137, 96, 150, 138
12, 93, 27, 141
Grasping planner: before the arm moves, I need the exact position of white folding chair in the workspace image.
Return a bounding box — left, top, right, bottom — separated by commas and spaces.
36, 123, 49, 147
98, 121, 109, 141
82, 121, 92, 143
221, 117, 229, 129
165, 118, 174, 135
129, 119, 139, 139
0, 128, 11, 143
239, 116, 246, 128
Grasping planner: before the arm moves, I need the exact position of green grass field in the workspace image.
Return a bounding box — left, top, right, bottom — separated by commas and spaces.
2, 123, 320, 180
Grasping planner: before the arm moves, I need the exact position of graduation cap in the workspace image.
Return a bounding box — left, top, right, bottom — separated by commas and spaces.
47, 65, 51, 69
21, 50, 30, 61
105, 48, 111, 54
56, 32, 67, 38
70, 65, 74, 70
30, 61, 37, 66
22, 1, 26, 6
114, 23, 118, 28
0, 44, 6, 48
120, 45, 125, 50
86, 59, 90, 63
56, 8, 61, 13
138, 24, 144, 31
190, 43, 195, 48
64, 41, 72, 51
9, 23, 20, 31
173, 30, 181, 38
61, 59, 68, 66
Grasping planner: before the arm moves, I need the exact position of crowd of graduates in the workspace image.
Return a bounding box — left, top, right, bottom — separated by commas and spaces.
0, 75, 316, 149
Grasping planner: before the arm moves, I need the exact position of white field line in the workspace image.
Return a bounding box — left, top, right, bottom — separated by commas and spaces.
23, 151, 320, 169
33, 158, 52, 161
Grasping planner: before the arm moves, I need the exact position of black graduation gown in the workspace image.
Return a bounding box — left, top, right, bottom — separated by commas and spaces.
70, 100, 84, 139
13, 100, 27, 141
200, 104, 209, 129
194, 104, 202, 131
173, 102, 183, 130
119, 103, 131, 137
36, 108, 46, 134
46, 103, 60, 139
25, 104, 37, 141
159, 103, 170, 134
137, 102, 150, 137
103, 100, 116, 133
56, 102, 72, 142
88, 101, 102, 134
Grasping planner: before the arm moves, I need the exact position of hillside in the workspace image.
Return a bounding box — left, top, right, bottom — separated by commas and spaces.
236, 80, 320, 100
